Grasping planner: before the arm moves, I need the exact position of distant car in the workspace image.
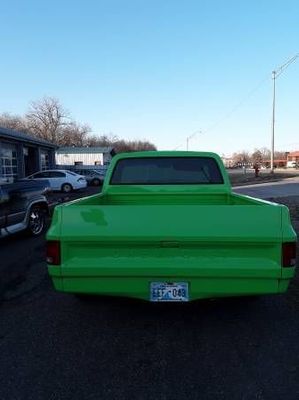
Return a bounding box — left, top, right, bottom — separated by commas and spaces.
26, 170, 87, 193
73, 169, 105, 186
287, 161, 298, 168
0, 180, 50, 237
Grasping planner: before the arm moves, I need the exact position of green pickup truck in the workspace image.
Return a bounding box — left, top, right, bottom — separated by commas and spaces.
46, 151, 297, 302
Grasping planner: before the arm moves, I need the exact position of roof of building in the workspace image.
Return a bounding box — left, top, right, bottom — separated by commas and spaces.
56, 146, 114, 154
288, 151, 299, 157
0, 126, 57, 148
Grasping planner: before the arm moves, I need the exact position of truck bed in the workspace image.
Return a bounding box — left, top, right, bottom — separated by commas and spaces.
58, 193, 283, 241
71, 192, 266, 206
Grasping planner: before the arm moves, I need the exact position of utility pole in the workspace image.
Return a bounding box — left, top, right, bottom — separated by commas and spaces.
270, 54, 299, 173
270, 70, 276, 173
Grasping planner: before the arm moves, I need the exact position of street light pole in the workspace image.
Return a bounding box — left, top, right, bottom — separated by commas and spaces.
270, 54, 299, 174
186, 130, 203, 151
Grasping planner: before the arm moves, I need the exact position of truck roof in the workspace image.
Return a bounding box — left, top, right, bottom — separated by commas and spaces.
113, 151, 221, 159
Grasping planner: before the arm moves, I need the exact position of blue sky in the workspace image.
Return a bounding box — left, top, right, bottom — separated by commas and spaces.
0, 0, 298, 155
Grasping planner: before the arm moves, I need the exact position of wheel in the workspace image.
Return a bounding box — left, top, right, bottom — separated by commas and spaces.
61, 183, 73, 193
26, 206, 46, 236
92, 178, 101, 186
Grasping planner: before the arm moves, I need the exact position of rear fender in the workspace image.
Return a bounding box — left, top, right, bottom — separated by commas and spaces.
24, 199, 49, 225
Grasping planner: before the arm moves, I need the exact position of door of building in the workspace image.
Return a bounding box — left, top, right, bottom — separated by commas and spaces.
24, 146, 38, 177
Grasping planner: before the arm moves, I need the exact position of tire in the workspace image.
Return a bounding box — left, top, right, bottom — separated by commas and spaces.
26, 206, 46, 236
61, 183, 73, 193
92, 178, 101, 186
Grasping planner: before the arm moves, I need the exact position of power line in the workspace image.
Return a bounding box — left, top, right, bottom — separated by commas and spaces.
204, 75, 270, 134
173, 74, 270, 151
274, 54, 299, 78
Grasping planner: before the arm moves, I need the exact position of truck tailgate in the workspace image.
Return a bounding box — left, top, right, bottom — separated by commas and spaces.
59, 204, 282, 276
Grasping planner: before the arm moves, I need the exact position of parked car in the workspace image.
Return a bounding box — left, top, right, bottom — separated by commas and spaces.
26, 170, 87, 193
47, 151, 297, 302
73, 169, 105, 186
0, 179, 50, 237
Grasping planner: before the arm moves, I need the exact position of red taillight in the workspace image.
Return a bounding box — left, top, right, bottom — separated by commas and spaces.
46, 241, 61, 265
282, 242, 297, 268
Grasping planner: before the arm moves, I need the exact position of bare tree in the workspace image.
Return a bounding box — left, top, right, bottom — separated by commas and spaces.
0, 112, 29, 133
114, 139, 157, 153
251, 149, 263, 165
84, 133, 156, 152
85, 133, 118, 147
250, 147, 287, 165
232, 151, 250, 167
26, 97, 70, 144
1, 96, 157, 150
260, 147, 271, 160
60, 122, 91, 146
85, 134, 101, 147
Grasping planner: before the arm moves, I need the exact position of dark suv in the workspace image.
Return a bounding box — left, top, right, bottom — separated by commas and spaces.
0, 179, 50, 237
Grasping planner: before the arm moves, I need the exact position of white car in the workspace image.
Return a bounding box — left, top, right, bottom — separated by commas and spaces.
26, 169, 87, 193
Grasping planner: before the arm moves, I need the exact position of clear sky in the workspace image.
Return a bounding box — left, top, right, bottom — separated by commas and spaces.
0, 0, 298, 155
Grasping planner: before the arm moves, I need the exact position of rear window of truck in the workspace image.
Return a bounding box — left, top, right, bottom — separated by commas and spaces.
110, 157, 224, 185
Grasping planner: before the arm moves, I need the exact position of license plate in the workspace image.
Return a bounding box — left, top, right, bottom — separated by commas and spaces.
150, 282, 189, 302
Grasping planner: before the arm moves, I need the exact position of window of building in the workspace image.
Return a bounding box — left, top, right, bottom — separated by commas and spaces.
0, 143, 18, 182
74, 161, 83, 165
40, 150, 49, 170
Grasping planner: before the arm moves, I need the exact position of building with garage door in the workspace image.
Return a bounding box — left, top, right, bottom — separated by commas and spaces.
0, 126, 56, 183
55, 146, 115, 167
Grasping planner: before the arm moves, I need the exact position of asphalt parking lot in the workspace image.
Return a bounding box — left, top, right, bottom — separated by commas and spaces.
47, 185, 100, 208
1, 193, 299, 400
